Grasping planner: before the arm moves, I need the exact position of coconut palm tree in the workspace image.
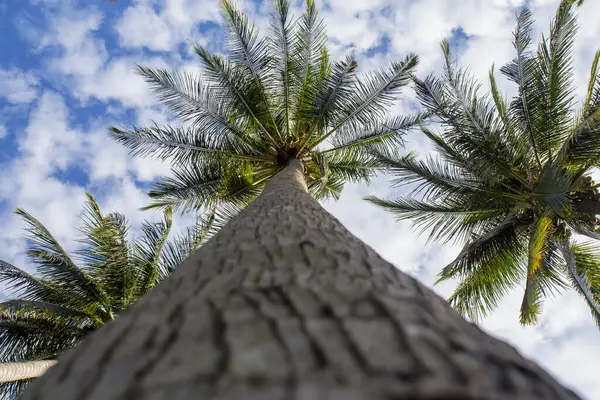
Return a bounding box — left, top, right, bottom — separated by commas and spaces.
0, 193, 216, 398
368, 1, 600, 327
21, 1, 580, 399
109, 0, 422, 213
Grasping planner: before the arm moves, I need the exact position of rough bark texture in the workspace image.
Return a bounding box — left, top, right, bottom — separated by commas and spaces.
22, 159, 580, 400
0, 361, 56, 383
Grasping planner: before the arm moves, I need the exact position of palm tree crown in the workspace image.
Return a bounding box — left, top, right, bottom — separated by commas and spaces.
110, 0, 420, 213
0, 193, 214, 397
368, 1, 600, 327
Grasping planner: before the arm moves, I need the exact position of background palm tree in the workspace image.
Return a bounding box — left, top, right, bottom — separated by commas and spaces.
110, 0, 421, 214
368, 0, 600, 327
0, 193, 215, 398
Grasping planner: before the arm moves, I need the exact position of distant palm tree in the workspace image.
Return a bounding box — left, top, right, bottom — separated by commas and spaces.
0, 193, 215, 398
369, 1, 600, 327
110, 0, 421, 213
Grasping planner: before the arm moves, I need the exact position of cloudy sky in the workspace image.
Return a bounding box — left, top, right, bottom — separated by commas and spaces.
1, 0, 599, 397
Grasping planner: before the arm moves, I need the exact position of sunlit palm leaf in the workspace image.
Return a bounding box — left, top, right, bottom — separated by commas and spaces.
448, 249, 523, 323
520, 216, 553, 325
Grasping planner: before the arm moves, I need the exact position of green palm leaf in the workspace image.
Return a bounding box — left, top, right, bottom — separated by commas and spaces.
14, 209, 107, 309
132, 207, 173, 297
520, 216, 553, 325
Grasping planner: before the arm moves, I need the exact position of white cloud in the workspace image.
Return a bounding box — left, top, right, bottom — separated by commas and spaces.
117, 5, 174, 51
0, 68, 39, 104
0, 124, 6, 140
116, 0, 221, 52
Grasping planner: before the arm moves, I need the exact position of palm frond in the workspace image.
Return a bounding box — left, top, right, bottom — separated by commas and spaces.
0, 315, 89, 363
269, 0, 296, 138
520, 216, 553, 325
584, 50, 600, 115
325, 114, 422, 155
365, 196, 509, 245
0, 301, 92, 321
0, 261, 68, 305
447, 248, 523, 323
291, 0, 328, 140
534, 0, 577, 155
132, 208, 173, 298
489, 65, 510, 130
14, 209, 106, 308
76, 193, 131, 315
195, 46, 278, 146
439, 215, 530, 279
145, 161, 264, 213
220, 0, 282, 140
563, 240, 600, 327
414, 72, 529, 187
135, 66, 256, 148
322, 149, 382, 184
311, 54, 418, 148
160, 210, 216, 279
556, 49, 600, 166
301, 54, 358, 143
110, 124, 266, 166
371, 150, 523, 203
500, 9, 543, 168
220, 0, 270, 78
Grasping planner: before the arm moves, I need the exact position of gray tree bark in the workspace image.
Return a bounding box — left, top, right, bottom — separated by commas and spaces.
22, 159, 580, 400
0, 361, 56, 383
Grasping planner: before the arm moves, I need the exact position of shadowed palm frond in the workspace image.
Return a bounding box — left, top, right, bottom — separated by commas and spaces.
563, 241, 600, 326
76, 193, 131, 314
0, 378, 31, 400
135, 66, 256, 146
110, 124, 267, 166
0, 314, 91, 363
14, 209, 107, 310
0, 261, 71, 306
440, 215, 530, 280
366, 196, 509, 245
309, 54, 418, 150
325, 114, 423, 156
132, 208, 173, 297
143, 159, 264, 213
0, 301, 93, 322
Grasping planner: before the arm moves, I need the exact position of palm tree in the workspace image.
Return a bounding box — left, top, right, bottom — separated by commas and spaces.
368, 1, 600, 327
22, 1, 580, 399
0, 193, 215, 398
109, 0, 421, 213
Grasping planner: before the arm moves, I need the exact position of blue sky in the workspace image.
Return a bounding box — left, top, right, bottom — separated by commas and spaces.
1, 0, 600, 398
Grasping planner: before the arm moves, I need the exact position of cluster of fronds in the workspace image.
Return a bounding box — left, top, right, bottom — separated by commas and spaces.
369, 0, 600, 326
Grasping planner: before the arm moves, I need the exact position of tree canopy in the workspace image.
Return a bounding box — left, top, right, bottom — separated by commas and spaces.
111, 0, 421, 213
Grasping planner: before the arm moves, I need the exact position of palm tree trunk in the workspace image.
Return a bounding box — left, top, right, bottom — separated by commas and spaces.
21, 158, 579, 399
0, 361, 56, 383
